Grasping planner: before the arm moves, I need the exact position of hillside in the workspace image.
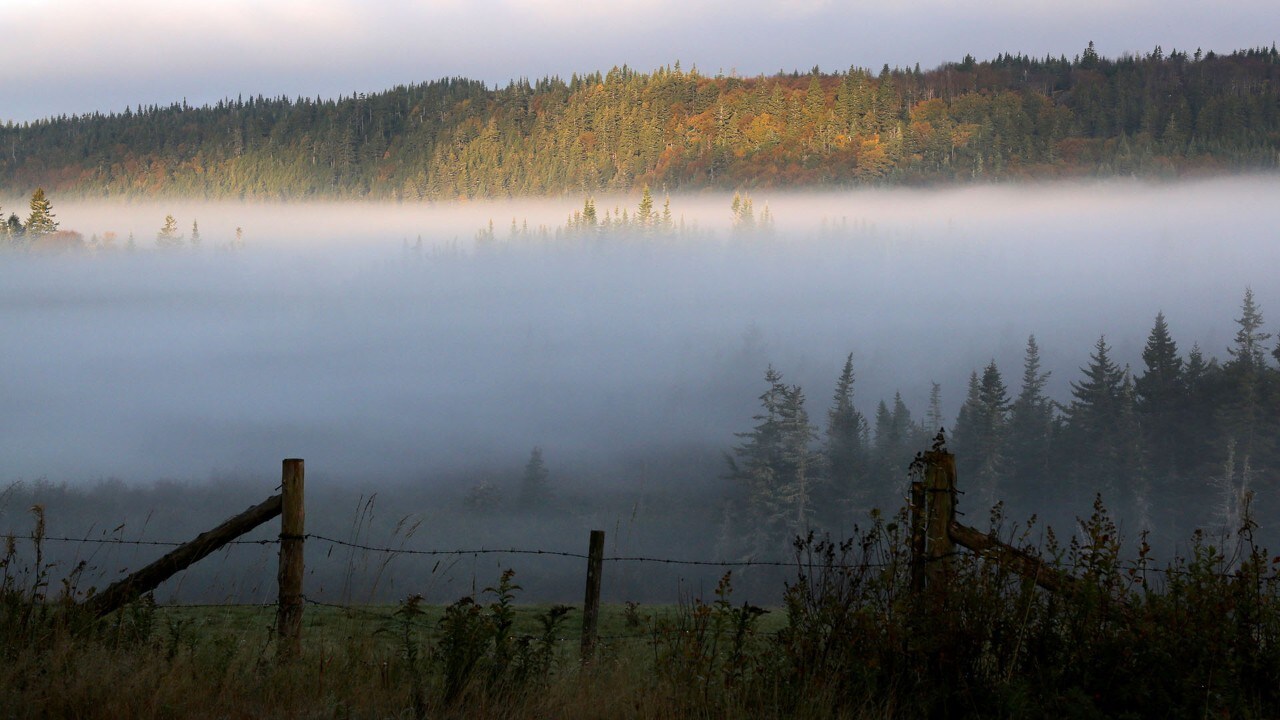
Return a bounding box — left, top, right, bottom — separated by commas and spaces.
3, 44, 1278, 200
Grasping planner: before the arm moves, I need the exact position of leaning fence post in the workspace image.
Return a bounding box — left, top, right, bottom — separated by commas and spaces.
910, 479, 926, 594
277, 458, 305, 661
580, 529, 605, 663
925, 450, 956, 589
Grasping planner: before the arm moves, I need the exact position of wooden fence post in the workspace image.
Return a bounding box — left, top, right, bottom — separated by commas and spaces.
276, 458, 305, 662
910, 479, 926, 594
580, 529, 605, 663
925, 451, 956, 589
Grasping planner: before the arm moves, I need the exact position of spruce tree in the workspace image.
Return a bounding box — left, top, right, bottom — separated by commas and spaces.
156, 214, 183, 248
1065, 336, 1125, 506
823, 354, 868, 520
1227, 288, 1271, 372
518, 446, 551, 509
926, 381, 944, 436
1006, 335, 1054, 515
23, 188, 58, 237
726, 367, 817, 556
636, 185, 654, 229
954, 362, 1009, 511
1222, 288, 1272, 463
1135, 312, 1186, 489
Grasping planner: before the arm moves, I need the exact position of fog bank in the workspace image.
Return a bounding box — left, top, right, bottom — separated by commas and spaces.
3, 177, 1278, 489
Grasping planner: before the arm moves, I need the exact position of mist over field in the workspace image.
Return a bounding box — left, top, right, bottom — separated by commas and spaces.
5, 178, 1277, 483
3, 177, 1279, 600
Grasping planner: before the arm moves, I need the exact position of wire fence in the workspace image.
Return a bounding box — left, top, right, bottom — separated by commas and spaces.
20, 530, 1267, 580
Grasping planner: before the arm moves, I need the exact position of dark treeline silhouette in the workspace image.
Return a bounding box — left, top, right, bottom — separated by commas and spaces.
720, 288, 1280, 557
2, 44, 1278, 199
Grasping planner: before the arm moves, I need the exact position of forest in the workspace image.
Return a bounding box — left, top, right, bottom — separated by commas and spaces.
724, 292, 1280, 561
1, 44, 1278, 200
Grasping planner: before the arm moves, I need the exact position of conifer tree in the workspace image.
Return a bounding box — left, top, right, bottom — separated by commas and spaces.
954, 361, 1009, 510
636, 185, 654, 229
1006, 335, 1054, 514
1227, 288, 1271, 372
518, 446, 551, 509
726, 367, 818, 555
24, 188, 58, 237
1221, 288, 1273, 464
1065, 336, 1125, 504
823, 354, 868, 519
156, 214, 183, 248
1135, 312, 1185, 485
926, 381, 944, 435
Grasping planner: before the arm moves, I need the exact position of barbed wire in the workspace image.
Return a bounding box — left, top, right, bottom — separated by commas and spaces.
13, 532, 1267, 580
306, 533, 900, 568
32, 535, 277, 547
307, 533, 590, 560
154, 602, 277, 609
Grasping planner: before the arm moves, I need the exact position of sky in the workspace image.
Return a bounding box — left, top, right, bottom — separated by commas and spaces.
2, 0, 1276, 123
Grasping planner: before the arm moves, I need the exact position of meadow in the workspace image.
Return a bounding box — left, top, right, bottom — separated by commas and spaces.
5, 496, 1280, 719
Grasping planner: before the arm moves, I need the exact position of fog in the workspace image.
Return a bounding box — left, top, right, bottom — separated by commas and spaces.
2, 177, 1279, 601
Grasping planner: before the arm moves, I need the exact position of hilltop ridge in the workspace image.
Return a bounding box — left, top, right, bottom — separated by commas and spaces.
3, 45, 1278, 200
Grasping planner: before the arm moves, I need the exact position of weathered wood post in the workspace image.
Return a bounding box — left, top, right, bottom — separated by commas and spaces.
924, 450, 956, 589
580, 529, 605, 663
910, 479, 926, 594
85, 494, 283, 618
276, 458, 305, 662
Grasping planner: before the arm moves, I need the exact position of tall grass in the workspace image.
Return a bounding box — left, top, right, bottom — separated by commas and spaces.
3, 497, 1279, 718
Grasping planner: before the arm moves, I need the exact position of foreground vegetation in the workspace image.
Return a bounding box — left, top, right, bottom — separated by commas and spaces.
5, 497, 1280, 719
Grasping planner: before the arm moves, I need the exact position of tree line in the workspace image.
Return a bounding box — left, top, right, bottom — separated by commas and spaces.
720, 289, 1280, 559
0, 187, 247, 252
2, 44, 1278, 200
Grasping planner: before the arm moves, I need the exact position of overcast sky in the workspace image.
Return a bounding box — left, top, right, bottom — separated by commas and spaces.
2, 0, 1275, 123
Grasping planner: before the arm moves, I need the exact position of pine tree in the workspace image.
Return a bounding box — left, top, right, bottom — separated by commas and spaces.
954, 361, 1009, 510
636, 185, 654, 229
725, 366, 818, 556
866, 391, 915, 508
23, 188, 58, 237
1006, 335, 1054, 514
1227, 288, 1271, 372
926, 381, 944, 435
156, 214, 183, 248
1135, 312, 1186, 490
1065, 336, 1125, 504
518, 446, 551, 509
190, 219, 201, 248
823, 354, 868, 520
1221, 288, 1273, 466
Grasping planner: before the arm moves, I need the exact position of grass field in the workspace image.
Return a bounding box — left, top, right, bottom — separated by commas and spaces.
7, 507, 1280, 718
